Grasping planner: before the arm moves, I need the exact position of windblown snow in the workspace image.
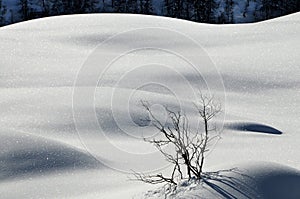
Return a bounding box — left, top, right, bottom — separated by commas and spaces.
0, 13, 299, 198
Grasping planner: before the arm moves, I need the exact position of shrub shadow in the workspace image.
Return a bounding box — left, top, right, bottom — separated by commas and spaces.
202, 169, 259, 199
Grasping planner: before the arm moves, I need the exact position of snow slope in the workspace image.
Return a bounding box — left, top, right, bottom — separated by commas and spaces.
0, 13, 299, 198
141, 162, 300, 199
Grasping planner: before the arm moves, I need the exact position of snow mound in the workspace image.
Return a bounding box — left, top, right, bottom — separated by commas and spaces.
141, 162, 300, 199
0, 13, 299, 198
0, 130, 100, 181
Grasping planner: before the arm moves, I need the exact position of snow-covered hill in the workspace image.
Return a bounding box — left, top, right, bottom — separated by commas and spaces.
0, 12, 299, 198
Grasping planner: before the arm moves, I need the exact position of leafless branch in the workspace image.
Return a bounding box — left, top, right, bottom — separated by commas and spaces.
134, 95, 221, 186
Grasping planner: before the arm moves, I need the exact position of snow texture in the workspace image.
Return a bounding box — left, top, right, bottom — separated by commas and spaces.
0, 12, 299, 198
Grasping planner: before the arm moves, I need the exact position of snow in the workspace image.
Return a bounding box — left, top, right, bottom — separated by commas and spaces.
0, 12, 299, 198
140, 162, 300, 199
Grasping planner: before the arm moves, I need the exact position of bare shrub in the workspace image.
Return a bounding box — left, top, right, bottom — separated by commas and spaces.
134, 94, 221, 186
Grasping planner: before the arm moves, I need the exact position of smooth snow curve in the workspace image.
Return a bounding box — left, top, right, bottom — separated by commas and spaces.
141, 162, 300, 199
0, 13, 299, 198
0, 130, 100, 181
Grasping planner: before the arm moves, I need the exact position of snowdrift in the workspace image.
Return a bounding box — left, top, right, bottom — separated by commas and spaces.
141, 162, 300, 199
0, 130, 100, 181
0, 13, 299, 198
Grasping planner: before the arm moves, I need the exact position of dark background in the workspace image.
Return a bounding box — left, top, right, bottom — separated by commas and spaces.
0, 0, 299, 27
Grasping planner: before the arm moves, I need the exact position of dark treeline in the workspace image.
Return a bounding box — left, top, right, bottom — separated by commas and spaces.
0, 0, 299, 26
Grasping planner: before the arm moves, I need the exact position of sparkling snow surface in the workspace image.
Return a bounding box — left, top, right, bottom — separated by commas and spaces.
0, 13, 299, 198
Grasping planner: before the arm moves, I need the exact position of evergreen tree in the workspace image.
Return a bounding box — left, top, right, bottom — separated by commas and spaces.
194, 0, 217, 23
9, 9, 14, 24
18, 0, 29, 20
114, 0, 126, 12
225, 0, 234, 23
284, 0, 300, 14
205, 0, 217, 23
68, 0, 83, 14
37, 0, 50, 15
126, 0, 139, 13
192, 0, 200, 21
0, 0, 7, 26
173, 0, 183, 18
261, 0, 277, 19
49, 0, 64, 15
163, 0, 172, 16
183, 0, 193, 20
82, 0, 99, 12
48, 0, 98, 15
139, 0, 153, 14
